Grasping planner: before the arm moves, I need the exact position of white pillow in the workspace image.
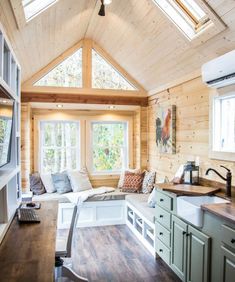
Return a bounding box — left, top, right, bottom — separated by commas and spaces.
147, 188, 157, 208
41, 174, 56, 193
67, 168, 93, 192
118, 168, 140, 189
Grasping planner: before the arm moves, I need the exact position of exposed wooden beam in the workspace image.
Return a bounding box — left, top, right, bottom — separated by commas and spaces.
21, 92, 148, 107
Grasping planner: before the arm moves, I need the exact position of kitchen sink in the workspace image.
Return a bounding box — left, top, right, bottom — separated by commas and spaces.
177, 196, 229, 227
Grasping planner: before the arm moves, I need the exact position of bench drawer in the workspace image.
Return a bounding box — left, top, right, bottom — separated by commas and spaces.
156, 238, 171, 265
156, 191, 173, 211
156, 221, 171, 248
155, 205, 171, 230
222, 224, 235, 250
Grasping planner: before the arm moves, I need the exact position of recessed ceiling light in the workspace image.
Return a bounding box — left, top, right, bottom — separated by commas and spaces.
108, 105, 115, 109
2, 100, 7, 104
56, 104, 63, 108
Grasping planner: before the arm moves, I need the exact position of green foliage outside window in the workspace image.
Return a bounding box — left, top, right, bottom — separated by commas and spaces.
92, 122, 127, 172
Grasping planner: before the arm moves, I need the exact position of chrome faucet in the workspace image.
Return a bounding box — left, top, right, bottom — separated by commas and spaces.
205, 165, 232, 197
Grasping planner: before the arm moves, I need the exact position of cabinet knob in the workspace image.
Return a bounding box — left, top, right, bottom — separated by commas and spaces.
159, 215, 163, 218
231, 239, 235, 244
159, 232, 163, 236
160, 199, 164, 202
159, 249, 163, 253
186, 233, 190, 237
182, 231, 186, 235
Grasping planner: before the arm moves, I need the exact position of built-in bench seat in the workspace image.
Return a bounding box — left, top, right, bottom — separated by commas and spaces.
33, 190, 130, 203
125, 194, 155, 223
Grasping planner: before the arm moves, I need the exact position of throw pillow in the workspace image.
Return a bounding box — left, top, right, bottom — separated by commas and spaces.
41, 174, 56, 193
118, 168, 140, 189
67, 167, 93, 192
29, 172, 46, 195
51, 173, 72, 194
121, 171, 145, 193
147, 188, 157, 208
142, 171, 156, 194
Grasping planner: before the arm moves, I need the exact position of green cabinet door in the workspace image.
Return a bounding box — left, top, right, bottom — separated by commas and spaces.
187, 225, 210, 282
171, 215, 188, 281
221, 246, 235, 282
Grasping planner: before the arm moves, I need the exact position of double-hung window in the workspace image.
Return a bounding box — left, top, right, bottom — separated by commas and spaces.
210, 90, 235, 161
40, 121, 80, 173
91, 121, 129, 173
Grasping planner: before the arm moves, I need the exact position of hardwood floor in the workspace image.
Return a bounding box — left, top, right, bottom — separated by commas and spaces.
60, 225, 180, 282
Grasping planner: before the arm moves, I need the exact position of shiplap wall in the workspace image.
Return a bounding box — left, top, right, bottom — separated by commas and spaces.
21, 105, 145, 191
147, 77, 235, 186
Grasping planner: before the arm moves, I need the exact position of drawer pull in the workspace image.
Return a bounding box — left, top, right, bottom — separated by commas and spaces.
160, 198, 164, 202
182, 231, 186, 235
231, 239, 235, 244
186, 233, 190, 237
159, 215, 163, 218
159, 249, 163, 253
159, 232, 163, 235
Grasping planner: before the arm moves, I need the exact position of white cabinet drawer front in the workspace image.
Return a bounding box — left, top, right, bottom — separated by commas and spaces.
156, 191, 173, 211
156, 238, 171, 265
222, 225, 235, 250
156, 205, 171, 230
156, 221, 171, 248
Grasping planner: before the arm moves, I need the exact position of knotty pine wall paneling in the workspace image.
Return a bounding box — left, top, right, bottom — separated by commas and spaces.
147, 77, 235, 189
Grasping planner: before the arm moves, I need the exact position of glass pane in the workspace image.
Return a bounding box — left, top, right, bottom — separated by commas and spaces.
220, 97, 235, 152
92, 122, 127, 172
92, 50, 136, 91
43, 148, 55, 173
35, 48, 82, 87
179, 0, 206, 21
22, 0, 57, 21
40, 121, 80, 173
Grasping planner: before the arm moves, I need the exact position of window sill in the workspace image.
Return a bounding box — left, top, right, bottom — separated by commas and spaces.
209, 150, 235, 162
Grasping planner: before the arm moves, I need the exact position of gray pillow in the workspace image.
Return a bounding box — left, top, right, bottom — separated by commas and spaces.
51, 173, 72, 194
30, 172, 46, 195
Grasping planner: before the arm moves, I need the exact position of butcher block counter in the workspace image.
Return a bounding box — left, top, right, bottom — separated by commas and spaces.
155, 183, 221, 195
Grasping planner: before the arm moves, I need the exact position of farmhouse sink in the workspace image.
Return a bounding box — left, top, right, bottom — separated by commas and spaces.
177, 196, 229, 227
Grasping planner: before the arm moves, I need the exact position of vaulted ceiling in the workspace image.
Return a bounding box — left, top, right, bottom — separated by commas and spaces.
0, 0, 235, 93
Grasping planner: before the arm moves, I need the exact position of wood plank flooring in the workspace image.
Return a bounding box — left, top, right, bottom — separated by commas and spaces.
60, 225, 180, 282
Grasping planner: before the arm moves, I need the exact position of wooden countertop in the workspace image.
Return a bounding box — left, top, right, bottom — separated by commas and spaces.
202, 201, 235, 224
0, 201, 58, 282
155, 183, 220, 195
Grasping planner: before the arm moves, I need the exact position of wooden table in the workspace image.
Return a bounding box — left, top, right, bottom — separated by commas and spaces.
0, 201, 58, 282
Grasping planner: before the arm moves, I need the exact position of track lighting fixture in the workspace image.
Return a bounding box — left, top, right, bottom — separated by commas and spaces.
98, 0, 112, 17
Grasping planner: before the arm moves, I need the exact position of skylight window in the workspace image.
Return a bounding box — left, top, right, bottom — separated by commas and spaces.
22, 0, 58, 21
153, 0, 211, 40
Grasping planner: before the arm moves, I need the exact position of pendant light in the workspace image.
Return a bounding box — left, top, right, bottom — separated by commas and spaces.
98, 0, 112, 17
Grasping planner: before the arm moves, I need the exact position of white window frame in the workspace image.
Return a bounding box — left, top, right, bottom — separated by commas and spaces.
152, 0, 226, 44
34, 114, 85, 173
86, 116, 133, 176
209, 86, 235, 162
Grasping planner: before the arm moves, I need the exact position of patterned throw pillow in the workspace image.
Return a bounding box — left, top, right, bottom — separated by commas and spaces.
142, 171, 156, 194
118, 168, 141, 189
30, 172, 46, 195
121, 171, 145, 193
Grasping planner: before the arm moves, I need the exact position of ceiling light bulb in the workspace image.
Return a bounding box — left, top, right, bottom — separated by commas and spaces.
104, 0, 112, 4
57, 104, 63, 108
109, 105, 115, 109
2, 100, 7, 103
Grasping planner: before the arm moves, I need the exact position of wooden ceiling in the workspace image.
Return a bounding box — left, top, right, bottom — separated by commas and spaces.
0, 0, 235, 93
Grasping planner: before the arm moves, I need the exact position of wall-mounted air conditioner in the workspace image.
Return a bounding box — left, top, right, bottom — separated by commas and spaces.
201, 49, 235, 88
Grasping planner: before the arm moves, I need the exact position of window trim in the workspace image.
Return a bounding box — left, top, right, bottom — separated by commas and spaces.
86, 116, 133, 176
209, 86, 235, 162
39, 120, 81, 174
34, 114, 85, 173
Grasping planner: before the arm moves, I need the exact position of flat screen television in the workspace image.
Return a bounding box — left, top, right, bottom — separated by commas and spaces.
0, 89, 14, 168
